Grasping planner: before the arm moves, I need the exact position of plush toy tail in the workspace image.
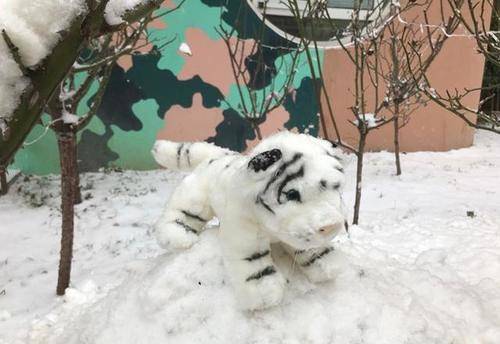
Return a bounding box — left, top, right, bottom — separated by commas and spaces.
151, 140, 234, 172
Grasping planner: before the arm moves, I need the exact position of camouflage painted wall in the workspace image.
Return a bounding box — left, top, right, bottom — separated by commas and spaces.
13, 0, 322, 175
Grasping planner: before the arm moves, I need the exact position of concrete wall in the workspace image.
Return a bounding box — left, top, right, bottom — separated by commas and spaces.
12, 0, 488, 174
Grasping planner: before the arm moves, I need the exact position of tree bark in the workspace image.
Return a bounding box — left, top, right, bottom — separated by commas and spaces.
0, 167, 7, 196
254, 123, 263, 141
74, 175, 82, 204
390, 32, 402, 176
393, 110, 402, 176
352, 133, 366, 225
73, 143, 82, 205
56, 132, 77, 295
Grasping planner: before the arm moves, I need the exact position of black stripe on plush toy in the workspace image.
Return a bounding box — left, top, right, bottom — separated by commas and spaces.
181, 210, 207, 223
246, 266, 277, 281
256, 196, 275, 214
277, 165, 305, 203
263, 152, 302, 194
248, 149, 282, 172
319, 180, 327, 190
244, 250, 270, 261
301, 247, 334, 267
174, 219, 197, 234
185, 143, 191, 167
326, 151, 342, 162
176, 143, 184, 168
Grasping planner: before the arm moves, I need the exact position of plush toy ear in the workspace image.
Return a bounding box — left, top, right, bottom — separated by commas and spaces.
248, 149, 282, 172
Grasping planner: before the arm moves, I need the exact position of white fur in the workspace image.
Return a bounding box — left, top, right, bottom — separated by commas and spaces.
152, 131, 348, 310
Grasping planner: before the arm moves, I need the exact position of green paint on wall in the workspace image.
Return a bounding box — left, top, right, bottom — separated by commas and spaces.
221, 46, 323, 119
126, 50, 224, 118
106, 99, 164, 170
11, 73, 105, 175
11, 0, 326, 175
12, 114, 59, 175
153, 0, 231, 73
284, 77, 320, 136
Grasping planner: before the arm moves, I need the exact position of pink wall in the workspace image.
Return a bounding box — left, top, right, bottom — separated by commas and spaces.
321, 1, 490, 152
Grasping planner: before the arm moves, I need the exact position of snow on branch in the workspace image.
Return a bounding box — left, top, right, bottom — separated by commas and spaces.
352, 113, 384, 129
1, 30, 29, 76
0, 0, 165, 169
0, 0, 87, 126
105, 0, 154, 25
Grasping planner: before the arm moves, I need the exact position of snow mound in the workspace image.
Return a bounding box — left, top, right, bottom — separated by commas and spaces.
29, 221, 500, 344
1, 132, 499, 343
0, 0, 86, 121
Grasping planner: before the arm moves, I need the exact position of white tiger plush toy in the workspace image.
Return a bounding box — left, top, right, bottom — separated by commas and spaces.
152, 131, 348, 310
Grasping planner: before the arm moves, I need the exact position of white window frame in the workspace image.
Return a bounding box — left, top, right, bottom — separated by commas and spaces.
253, 0, 379, 21
248, 0, 389, 48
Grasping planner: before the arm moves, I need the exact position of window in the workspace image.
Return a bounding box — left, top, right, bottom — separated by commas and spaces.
251, 0, 381, 43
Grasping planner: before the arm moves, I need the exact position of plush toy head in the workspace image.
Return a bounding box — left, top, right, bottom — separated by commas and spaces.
245, 132, 347, 250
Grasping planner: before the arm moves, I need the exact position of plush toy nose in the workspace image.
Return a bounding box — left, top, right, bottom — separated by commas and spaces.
318, 222, 343, 236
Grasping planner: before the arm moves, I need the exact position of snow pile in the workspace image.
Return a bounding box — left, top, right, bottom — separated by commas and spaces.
353, 113, 380, 128
1, 132, 500, 343
104, 0, 153, 25
0, 310, 11, 322
0, 0, 87, 122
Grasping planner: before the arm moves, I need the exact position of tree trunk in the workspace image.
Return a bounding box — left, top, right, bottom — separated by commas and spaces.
254, 123, 263, 141
73, 143, 82, 205
352, 134, 366, 225
393, 111, 402, 176
56, 132, 77, 295
0, 167, 7, 196
390, 32, 402, 176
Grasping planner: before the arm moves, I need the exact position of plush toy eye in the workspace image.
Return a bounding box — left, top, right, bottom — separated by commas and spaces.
285, 189, 301, 202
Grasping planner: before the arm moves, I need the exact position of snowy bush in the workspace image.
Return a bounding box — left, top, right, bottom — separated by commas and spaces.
0, 0, 86, 125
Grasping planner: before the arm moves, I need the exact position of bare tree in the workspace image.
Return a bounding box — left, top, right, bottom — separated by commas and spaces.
407, 0, 500, 133
0, 0, 165, 187
47, 37, 115, 296
42, 13, 175, 295
374, 0, 462, 174
0, 167, 6, 195
215, 13, 304, 141
287, 0, 461, 223
450, 0, 499, 67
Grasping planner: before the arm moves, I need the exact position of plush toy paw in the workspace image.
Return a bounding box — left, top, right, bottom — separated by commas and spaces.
235, 269, 286, 311
154, 220, 198, 251
300, 248, 345, 283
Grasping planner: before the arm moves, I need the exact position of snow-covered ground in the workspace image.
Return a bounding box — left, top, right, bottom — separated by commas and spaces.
1, 131, 499, 344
